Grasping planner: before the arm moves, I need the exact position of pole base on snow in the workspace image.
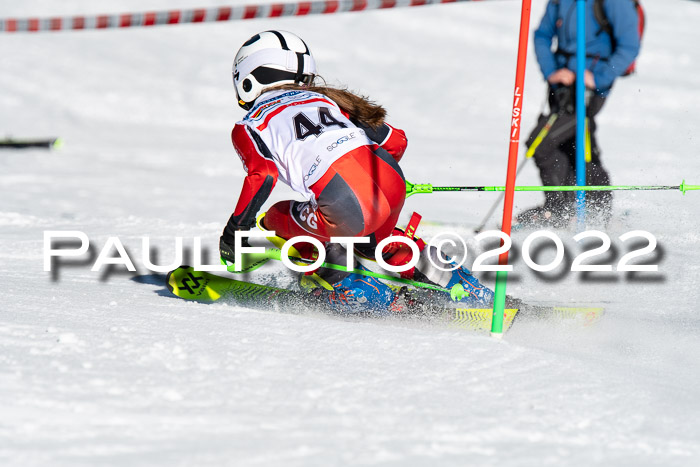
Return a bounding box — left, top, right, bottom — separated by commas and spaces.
491, 270, 508, 336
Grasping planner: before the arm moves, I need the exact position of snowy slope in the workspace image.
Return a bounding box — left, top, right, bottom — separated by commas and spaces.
1, 0, 700, 465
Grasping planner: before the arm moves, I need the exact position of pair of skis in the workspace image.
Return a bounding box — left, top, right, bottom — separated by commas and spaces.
163, 202, 602, 333
165, 265, 603, 333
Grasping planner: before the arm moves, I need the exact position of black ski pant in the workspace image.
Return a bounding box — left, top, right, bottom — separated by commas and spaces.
525, 93, 612, 217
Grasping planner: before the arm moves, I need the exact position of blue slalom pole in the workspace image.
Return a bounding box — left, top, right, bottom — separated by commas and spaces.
576, 0, 586, 228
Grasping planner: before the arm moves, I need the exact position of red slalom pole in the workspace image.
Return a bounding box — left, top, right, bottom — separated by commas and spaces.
491, 0, 532, 338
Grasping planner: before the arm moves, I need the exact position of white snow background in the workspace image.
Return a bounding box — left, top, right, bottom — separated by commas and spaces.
1, 0, 700, 465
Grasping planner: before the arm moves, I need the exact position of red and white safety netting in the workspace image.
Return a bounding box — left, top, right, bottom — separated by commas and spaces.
1, 0, 483, 33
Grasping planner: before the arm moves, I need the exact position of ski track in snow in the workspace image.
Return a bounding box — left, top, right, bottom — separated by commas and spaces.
1, 1, 700, 465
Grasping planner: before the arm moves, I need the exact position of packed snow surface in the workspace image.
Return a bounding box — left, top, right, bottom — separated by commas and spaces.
1, 0, 700, 465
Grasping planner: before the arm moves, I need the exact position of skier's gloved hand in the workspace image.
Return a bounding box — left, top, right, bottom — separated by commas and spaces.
220, 220, 256, 266
219, 236, 254, 266
220, 229, 253, 267
219, 236, 238, 265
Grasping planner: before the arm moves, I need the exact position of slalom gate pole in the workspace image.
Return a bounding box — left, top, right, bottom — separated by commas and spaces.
405, 180, 700, 196
575, 0, 586, 228
492, 0, 532, 338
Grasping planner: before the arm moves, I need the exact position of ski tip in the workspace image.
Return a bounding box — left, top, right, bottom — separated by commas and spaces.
165, 265, 192, 295
165, 269, 176, 294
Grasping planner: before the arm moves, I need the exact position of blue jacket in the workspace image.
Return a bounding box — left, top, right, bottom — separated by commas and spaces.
534, 0, 641, 96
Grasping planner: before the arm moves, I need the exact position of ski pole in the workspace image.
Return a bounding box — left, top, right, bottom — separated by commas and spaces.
0, 137, 63, 150
224, 248, 469, 301
525, 113, 558, 158
405, 180, 700, 196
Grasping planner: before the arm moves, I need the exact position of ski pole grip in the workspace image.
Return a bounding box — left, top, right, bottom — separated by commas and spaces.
405, 181, 434, 198
679, 180, 700, 195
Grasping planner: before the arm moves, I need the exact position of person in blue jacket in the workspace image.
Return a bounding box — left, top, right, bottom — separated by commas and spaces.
517, 0, 641, 227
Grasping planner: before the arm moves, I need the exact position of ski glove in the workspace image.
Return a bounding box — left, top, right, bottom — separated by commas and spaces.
220, 220, 256, 265
219, 235, 252, 265
219, 236, 236, 264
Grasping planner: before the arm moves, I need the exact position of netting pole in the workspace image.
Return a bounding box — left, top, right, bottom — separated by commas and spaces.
491, 0, 533, 338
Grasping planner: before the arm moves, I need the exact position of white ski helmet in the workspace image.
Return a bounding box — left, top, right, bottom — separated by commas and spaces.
233, 30, 316, 110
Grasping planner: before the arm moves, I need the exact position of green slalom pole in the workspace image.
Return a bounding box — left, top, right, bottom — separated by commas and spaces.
225, 248, 469, 301
405, 180, 700, 197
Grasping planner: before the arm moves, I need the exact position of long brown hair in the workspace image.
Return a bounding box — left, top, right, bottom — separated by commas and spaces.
273, 83, 386, 128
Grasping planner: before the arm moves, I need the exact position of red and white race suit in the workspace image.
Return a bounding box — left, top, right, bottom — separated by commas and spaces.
226, 89, 408, 246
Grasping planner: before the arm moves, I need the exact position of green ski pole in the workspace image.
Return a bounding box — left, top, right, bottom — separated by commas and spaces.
473, 156, 530, 234
224, 248, 469, 301
406, 180, 700, 197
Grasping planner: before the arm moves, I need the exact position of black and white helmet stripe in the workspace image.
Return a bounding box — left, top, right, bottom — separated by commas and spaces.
267, 30, 311, 56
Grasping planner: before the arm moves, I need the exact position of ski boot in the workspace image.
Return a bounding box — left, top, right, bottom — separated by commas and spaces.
303, 263, 398, 316
381, 239, 496, 307
411, 245, 495, 306
443, 263, 495, 305
375, 214, 496, 307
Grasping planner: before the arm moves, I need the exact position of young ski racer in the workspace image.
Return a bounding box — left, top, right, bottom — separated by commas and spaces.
219, 31, 495, 314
